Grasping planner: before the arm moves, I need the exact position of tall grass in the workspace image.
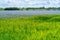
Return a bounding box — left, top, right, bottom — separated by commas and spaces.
0, 14, 60, 40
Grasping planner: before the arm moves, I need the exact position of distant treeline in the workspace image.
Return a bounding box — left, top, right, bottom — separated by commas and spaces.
0, 7, 60, 10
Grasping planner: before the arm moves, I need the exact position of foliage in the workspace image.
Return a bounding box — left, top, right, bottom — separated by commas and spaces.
0, 7, 60, 10
4, 7, 20, 10
0, 8, 4, 10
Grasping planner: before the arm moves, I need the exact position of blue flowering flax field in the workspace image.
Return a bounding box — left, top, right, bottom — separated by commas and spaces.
0, 14, 60, 40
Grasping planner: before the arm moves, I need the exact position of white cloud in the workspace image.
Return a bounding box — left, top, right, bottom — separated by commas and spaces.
0, 0, 60, 7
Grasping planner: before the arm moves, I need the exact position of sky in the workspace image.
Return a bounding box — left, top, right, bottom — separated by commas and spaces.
0, 0, 60, 8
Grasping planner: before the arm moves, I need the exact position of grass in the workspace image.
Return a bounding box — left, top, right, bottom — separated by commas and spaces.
0, 14, 60, 40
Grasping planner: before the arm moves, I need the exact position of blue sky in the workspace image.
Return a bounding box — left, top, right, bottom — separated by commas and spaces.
0, 0, 60, 8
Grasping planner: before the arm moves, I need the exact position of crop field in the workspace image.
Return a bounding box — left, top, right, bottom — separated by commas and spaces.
0, 14, 60, 40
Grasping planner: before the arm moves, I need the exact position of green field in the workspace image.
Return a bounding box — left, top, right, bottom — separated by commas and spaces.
0, 14, 60, 40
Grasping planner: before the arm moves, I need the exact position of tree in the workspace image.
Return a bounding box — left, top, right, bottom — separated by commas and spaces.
4, 7, 20, 10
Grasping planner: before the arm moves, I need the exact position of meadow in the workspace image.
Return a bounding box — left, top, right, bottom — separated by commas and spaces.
0, 14, 60, 40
